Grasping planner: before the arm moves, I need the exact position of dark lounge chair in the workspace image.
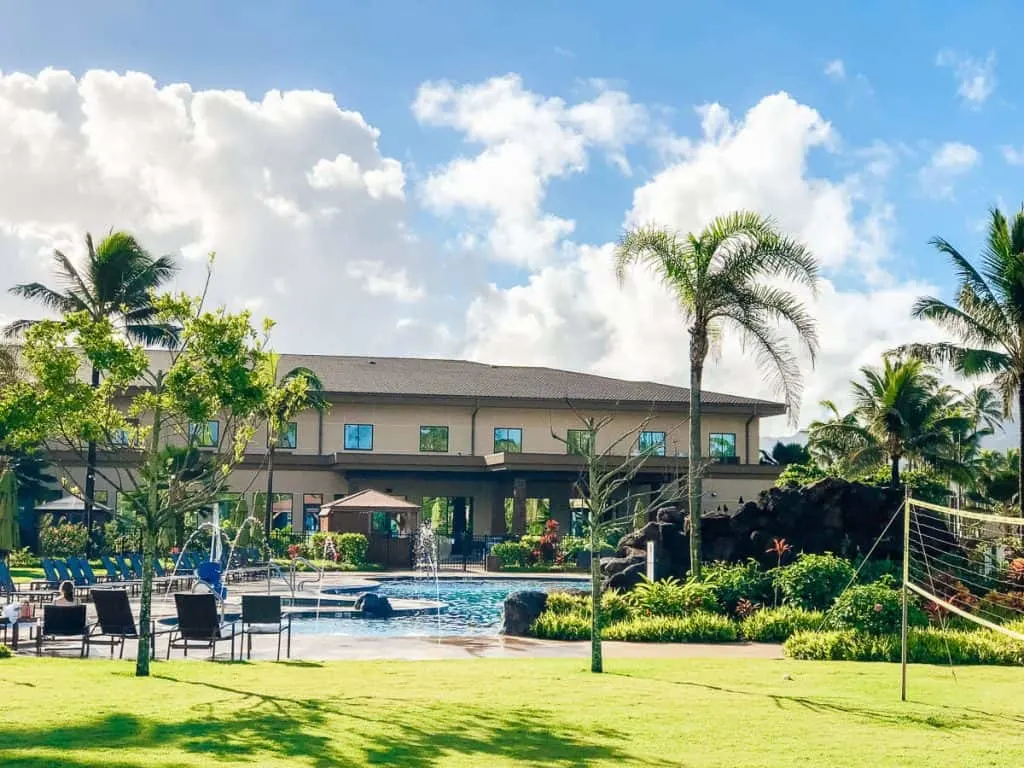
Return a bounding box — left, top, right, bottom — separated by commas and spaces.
166, 593, 239, 661
241, 594, 292, 661
36, 604, 88, 656
86, 588, 161, 659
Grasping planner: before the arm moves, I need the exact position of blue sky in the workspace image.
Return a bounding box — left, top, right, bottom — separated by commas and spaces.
2, 0, 1018, 283
0, 1, 1020, 435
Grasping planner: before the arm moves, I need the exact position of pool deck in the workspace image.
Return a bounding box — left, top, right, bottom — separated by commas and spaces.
11, 571, 783, 662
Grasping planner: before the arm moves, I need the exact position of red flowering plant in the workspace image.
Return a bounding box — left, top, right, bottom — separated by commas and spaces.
538, 519, 560, 563
287, 544, 301, 560
1008, 557, 1024, 585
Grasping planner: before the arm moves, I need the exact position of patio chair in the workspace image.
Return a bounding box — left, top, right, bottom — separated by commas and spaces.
86, 588, 162, 659
36, 603, 88, 657
52, 558, 75, 585
65, 556, 88, 586
99, 554, 122, 582
241, 594, 292, 661
166, 593, 239, 661
40, 558, 62, 588
114, 553, 136, 582
0, 560, 53, 604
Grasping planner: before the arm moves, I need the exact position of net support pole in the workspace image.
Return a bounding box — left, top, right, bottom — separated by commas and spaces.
900, 486, 910, 702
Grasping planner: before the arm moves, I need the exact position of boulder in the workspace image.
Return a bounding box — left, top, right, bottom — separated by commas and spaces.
605, 561, 646, 591
354, 592, 394, 619
501, 591, 548, 636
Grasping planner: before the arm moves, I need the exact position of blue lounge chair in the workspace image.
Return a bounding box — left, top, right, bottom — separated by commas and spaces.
40, 558, 61, 588
0, 559, 52, 604
115, 554, 135, 581
52, 559, 75, 585
100, 554, 121, 582
65, 557, 88, 586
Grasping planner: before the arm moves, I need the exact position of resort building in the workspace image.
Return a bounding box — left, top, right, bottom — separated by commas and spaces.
58, 355, 785, 542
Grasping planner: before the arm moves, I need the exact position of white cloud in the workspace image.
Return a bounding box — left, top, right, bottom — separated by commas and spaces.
936, 50, 996, 107
413, 74, 646, 268
0, 68, 438, 356
919, 141, 980, 198
344, 260, 425, 302
824, 59, 846, 81
0, 68, 959, 436
1001, 145, 1024, 166
461, 91, 937, 430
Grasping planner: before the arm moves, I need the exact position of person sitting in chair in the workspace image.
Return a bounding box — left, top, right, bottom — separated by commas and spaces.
53, 580, 76, 606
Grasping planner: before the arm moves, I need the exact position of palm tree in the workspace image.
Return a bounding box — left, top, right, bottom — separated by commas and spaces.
807, 400, 868, 475
896, 207, 1024, 515
615, 211, 819, 577
960, 385, 1003, 435
4, 232, 179, 538
259, 356, 327, 553
809, 358, 969, 488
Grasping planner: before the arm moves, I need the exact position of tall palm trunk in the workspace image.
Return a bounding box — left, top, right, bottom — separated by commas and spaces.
264, 443, 276, 562
1018, 385, 1024, 518
890, 455, 900, 490
83, 365, 100, 548
688, 327, 706, 579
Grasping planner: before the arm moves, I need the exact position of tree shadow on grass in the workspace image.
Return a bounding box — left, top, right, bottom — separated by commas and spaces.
607, 671, 1022, 733
1, 674, 669, 768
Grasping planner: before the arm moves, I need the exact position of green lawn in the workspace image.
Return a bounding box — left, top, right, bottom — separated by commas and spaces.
1, 656, 1022, 767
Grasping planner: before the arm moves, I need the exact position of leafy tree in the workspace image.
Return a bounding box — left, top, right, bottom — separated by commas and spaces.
552, 415, 685, 673
0, 269, 273, 676
259, 355, 328, 551
4, 232, 178, 540
615, 212, 819, 576
808, 358, 970, 488
896, 207, 1024, 515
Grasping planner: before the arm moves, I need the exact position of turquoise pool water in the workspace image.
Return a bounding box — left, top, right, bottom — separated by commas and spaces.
294, 577, 589, 637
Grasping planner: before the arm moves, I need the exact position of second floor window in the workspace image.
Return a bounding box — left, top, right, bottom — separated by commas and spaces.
710, 432, 737, 459
566, 429, 593, 456
637, 430, 666, 456
419, 425, 449, 452
189, 420, 219, 448
271, 422, 298, 450
493, 427, 523, 453
112, 418, 139, 447
344, 423, 373, 451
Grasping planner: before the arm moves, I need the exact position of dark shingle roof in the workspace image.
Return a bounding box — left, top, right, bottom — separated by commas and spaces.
268, 354, 786, 413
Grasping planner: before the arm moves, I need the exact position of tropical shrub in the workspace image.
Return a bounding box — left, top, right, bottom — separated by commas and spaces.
740, 607, 825, 642
543, 590, 631, 623
599, 590, 633, 624
852, 557, 901, 587
826, 583, 927, 635
306, 532, 369, 566
490, 541, 533, 568
531, 611, 591, 640
0, 643, 11, 659
6, 547, 37, 568
335, 533, 368, 567
784, 628, 1024, 665
544, 591, 588, 616
602, 613, 738, 643
701, 559, 773, 613
774, 553, 854, 611
38, 522, 88, 557
628, 577, 721, 617
977, 590, 1024, 625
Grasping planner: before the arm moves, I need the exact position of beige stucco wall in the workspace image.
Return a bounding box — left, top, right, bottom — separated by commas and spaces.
249, 402, 757, 462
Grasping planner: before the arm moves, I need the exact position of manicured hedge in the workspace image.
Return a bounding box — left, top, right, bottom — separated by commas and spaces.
740, 607, 825, 642
784, 628, 1024, 666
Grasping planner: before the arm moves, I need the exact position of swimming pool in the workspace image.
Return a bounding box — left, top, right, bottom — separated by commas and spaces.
294, 577, 588, 637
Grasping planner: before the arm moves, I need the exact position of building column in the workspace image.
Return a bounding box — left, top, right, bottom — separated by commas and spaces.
512, 477, 527, 536
483, 483, 506, 536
